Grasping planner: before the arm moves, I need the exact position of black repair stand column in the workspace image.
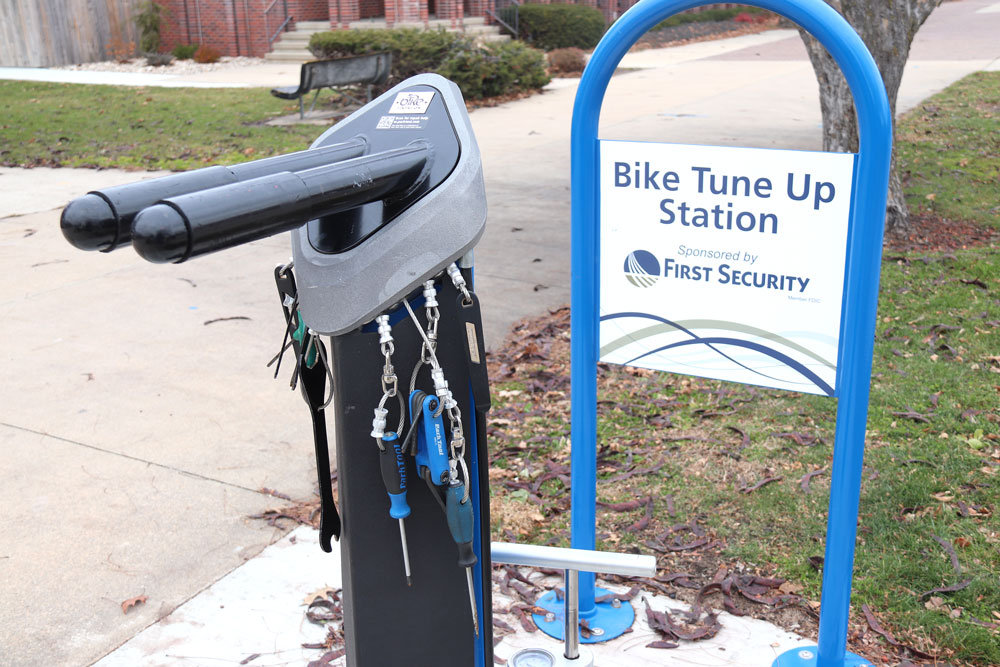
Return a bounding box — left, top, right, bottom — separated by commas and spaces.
330, 272, 492, 667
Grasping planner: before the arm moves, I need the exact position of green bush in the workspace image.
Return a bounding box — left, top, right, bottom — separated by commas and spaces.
307, 28, 549, 100
309, 28, 468, 82
135, 1, 167, 53
172, 43, 199, 60
498, 3, 606, 51
438, 40, 550, 99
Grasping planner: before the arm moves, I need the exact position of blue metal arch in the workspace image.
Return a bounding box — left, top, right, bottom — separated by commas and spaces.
569, 1, 891, 665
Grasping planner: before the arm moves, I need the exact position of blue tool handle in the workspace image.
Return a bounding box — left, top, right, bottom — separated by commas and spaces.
380, 433, 410, 519
413, 392, 450, 486
446, 483, 477, 568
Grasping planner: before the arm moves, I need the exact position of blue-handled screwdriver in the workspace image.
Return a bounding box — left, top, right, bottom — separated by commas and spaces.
446, 481, 479, 635
379, 432, 412, 586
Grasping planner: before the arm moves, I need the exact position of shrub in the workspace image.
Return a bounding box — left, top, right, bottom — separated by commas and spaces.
172, 44, 199, 60
546, 47, 586, 76
135, 1, 167, 53
307, 29, 549, 100
499, 4, 605, 51
145, 52, 174, 67
309, 28, 469, 84
193, 45, 221, 64
438, 40, 550, 99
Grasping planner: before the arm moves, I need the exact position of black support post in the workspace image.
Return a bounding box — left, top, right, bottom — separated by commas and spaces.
330, 274, 492, 667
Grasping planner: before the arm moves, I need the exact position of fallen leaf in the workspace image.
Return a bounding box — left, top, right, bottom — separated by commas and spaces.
121, 595, 147, 614
303, 587, 340, 606
779, 581, 804, 595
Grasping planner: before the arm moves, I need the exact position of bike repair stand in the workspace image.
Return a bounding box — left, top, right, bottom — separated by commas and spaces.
63, 74, 494, 666
61, 74, 661, 667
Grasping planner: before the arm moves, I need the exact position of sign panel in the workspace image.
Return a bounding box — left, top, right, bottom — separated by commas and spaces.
599, 140, 856, 396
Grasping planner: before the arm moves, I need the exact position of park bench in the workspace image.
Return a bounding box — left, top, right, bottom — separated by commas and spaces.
271, 52, 392, 119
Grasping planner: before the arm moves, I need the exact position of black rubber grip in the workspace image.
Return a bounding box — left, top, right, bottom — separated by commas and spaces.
60, 139, 366, 252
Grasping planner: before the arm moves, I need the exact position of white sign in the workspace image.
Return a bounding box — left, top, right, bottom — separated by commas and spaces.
389, 91, 435, 114
599, 140, 856, 396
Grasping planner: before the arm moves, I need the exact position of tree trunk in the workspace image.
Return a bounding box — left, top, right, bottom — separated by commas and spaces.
799, 0, 941, 237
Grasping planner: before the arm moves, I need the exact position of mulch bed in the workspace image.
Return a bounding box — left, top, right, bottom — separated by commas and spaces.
633, 17, 784, 51
884, 212, 998, 253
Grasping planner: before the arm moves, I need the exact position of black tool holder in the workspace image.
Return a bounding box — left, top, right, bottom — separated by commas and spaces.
62, 74, 493, 667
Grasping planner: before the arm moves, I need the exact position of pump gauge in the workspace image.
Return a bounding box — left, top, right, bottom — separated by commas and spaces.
506, 648, 557, 667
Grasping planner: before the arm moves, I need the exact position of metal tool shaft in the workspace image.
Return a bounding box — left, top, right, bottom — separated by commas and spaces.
465, 567, 479, 636
398, 519, 412, 586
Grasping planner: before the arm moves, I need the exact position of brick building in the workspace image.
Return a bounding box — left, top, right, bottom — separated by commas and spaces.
159, 0, 499, 58
158, 0, 656, 58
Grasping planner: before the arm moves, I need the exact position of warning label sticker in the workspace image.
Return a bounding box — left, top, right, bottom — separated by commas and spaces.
376, 115, 429, 130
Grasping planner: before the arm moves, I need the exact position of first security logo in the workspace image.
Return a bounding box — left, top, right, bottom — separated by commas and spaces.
624, 250, 660, 288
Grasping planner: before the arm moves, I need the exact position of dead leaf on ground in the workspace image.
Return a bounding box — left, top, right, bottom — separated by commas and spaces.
304, 586, 340, 606
121, 595, 147, 614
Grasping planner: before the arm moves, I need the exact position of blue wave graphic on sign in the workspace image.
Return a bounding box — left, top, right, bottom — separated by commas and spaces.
600, 311, 835, 396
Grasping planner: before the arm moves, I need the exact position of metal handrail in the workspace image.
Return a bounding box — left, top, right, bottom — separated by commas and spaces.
265, 0, 293, 45
486, 0, 520, 39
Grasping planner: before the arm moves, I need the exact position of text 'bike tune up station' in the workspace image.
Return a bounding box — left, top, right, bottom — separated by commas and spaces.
58, 0, 892, 664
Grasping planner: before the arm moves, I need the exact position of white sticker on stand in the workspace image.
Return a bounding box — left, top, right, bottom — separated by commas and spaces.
389, 91, 435, 114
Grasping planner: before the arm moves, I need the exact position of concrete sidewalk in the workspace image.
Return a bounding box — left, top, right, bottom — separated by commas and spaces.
1, 2, 998, 664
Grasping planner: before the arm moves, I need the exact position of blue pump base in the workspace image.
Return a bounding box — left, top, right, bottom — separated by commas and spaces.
531, 587, 635, 643
772, 647, 873, 667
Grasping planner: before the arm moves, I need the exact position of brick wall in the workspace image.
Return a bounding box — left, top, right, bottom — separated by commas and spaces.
161, 0, 307, 57
359, 0, 384, 19
297, 0, 330, 20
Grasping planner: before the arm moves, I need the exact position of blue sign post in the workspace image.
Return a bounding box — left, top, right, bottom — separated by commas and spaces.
563, 0, 892, 664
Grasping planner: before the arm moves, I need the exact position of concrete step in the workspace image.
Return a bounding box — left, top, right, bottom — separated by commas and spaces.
274, 33, 318, 44
263, 48, 314, 63
292, 21, 331, 31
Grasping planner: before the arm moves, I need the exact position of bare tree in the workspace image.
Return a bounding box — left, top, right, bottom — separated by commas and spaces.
799, 0, 942, 235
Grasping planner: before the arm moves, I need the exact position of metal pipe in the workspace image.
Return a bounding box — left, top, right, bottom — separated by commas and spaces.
194, 0, 204, 44
232, 0, 241, 56
490, 542, 656, 577
243, 0, 251, 54
564, 569, 580, 660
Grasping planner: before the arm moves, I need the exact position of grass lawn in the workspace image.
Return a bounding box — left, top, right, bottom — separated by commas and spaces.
0, 81, 318, 171
487, 72, 999, 664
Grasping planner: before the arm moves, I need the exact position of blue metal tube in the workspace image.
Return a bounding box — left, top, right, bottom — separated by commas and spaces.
569, 0, 891, 654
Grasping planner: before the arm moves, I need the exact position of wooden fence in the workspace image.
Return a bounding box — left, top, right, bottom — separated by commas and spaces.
0, 0, 141, 67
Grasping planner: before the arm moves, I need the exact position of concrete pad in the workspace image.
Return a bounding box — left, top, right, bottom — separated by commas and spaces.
0, 67, 252, 88
619, 30, 801, 69
167, 63, 301, 88
94, 527, 337, 667
0, 211, 317, 495
96, 526, 815, 667
0, 424, 287, 666
494, 594, 813, 666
